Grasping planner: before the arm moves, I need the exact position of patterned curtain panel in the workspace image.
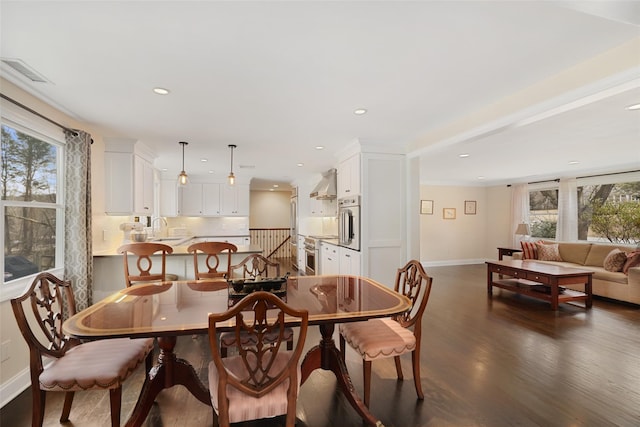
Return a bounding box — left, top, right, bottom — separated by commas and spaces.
64, 130, 93, 310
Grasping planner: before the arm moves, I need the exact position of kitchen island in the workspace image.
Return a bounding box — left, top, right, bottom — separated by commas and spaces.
93, 242, 262, 302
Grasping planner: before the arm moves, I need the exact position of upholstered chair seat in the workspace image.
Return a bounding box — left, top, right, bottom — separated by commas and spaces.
340, 317, 415, 361
208, 352, 301, 423
39, 338, 152, 392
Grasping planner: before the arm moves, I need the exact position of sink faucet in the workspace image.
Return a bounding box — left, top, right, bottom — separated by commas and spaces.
151, 217, 168, 237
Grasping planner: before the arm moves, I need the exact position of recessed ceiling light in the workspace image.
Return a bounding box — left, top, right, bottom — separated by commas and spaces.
459, 153, 470, 158
200, 158, 208, 162
626, 103, 640, 110
568, 160, 580, 165
477, 176, 485, 180
162, 168, 168, 171
153, 87, 170, 95
208, 170, 214, 174
270, 189, 275, 192
297, 163, 304, 167
354, 108, 367, 115
273, 184, 279, 188
315, 146, 324, 150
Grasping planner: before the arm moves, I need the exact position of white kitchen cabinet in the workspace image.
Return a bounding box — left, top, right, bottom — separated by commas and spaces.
320, 241, 339, 275
134, 155, 154, 215
309, 198, 337, 217
177, 183, 249, 217
179, 183, 203, 216
104, 139, 156, 215
202, 183, 221, 215
159, 180, 178, 217
337, 153, 360, 198
220, 184, 250, 216
297, 235, 306, 274
339, 246, 361, 276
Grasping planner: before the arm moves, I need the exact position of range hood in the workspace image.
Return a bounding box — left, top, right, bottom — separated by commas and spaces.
310, 168, 337, 200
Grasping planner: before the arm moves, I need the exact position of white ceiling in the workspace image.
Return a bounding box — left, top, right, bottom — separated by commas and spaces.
1, 1, 639, 190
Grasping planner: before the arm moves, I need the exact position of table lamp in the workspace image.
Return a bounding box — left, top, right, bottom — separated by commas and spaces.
515, 223, 531, 242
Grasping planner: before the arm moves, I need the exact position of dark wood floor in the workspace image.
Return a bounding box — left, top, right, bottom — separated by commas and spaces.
3, 263, 640, 427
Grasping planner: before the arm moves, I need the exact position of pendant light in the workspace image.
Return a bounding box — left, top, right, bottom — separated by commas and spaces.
177, 141, 189, 186
227, 144, 237, 186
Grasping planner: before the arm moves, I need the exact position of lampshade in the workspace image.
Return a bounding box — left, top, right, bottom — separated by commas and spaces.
515, 223, 531, 235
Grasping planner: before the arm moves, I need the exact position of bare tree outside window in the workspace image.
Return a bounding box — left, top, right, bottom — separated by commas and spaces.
2, 125, 59, 282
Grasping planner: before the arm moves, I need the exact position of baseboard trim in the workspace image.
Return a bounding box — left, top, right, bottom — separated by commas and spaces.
421, 259, 487, 267
0, 367, 29, 408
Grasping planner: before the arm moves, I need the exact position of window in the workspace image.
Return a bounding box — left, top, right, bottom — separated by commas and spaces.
529, 186, 558, 239
578, 179, 640, 244
528, 174, 640, 244
1, 106, 65, 298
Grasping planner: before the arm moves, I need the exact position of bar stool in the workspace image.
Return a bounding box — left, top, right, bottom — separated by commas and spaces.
117, 242, 178, 287
187, 241, 238, 280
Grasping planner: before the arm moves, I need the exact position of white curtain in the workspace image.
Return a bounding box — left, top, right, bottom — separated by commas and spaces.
510, 183, 529, 247
557, 178, 578, 241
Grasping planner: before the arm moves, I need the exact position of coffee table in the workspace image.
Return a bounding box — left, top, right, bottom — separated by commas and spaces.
486, 260, 593, 310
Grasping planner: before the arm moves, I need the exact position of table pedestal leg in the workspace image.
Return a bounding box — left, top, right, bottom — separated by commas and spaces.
301, 324, 383, 427
125, 336, 211, 427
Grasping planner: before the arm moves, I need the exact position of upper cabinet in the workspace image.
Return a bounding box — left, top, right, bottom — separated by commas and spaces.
168, 183, 249, 217
104, 138, 155, 215
337, 154, 360, 198
220, 184, 250, 216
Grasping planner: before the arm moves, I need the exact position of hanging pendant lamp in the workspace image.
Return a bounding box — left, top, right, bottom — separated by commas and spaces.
228, 144, 237, 186
177, 141, 189, 186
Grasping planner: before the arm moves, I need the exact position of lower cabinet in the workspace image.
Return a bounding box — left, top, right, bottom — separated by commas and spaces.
320, 242, 339, 275
339, 246, 361, 276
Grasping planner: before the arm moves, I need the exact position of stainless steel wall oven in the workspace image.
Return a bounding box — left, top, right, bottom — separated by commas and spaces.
338, 196, 360, 251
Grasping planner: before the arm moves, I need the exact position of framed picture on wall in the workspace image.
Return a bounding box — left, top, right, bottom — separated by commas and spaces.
464, 200, 477, 215
420, 200, 434, 215
443, 208, 456, 219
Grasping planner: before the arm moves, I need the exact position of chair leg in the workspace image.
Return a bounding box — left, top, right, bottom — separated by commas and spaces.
363, 360, 372, 408
109, 387, 122, 427
60, 391, 75, 422
394, 355, 404, 380
145, 349, 154, 373
339, 334, 346, 363
32, 386, 46, 427
412, 349, 424, 400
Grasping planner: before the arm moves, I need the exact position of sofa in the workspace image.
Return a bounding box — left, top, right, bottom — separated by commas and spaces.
512, 241, 640, 305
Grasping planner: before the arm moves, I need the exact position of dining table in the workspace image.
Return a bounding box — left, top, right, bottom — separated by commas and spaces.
63, 274, 411, 427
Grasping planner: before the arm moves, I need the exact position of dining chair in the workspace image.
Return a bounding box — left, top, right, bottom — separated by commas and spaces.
117, 242, 178, 287
10, 272, 154, 427
228, 253, 280, 279
339, 259, 433, 407
187, 241, 238, 280
208, 291, 308, 427
222, 254, 292, 357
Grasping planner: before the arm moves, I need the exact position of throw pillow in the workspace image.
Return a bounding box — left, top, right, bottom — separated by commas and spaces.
520, 241, 538, 260
603, 248, 627, 272
623, 251, 640, 275
536, 242, 563, 261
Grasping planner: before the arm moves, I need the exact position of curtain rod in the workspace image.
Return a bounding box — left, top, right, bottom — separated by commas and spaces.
0, 92, 79, 136
508, 170, 640, 187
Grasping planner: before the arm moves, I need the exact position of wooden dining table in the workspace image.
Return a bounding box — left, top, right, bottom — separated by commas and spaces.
63, 275, 411, 427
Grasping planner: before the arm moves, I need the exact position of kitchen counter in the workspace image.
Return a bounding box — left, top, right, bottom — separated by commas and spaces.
94, 244, 261, 257
92, 242, 262, 302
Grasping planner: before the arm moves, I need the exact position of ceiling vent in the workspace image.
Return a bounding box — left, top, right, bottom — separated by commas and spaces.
1, 58, 49, 83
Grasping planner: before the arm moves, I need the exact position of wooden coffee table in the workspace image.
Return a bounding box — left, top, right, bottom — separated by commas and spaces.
486, 260, 593, 310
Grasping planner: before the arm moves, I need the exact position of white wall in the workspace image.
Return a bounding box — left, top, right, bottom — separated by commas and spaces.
249, 190, 291, 228
419, 184, 512, 266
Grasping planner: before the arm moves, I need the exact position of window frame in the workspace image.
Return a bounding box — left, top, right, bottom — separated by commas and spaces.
1, 102, 66, 301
